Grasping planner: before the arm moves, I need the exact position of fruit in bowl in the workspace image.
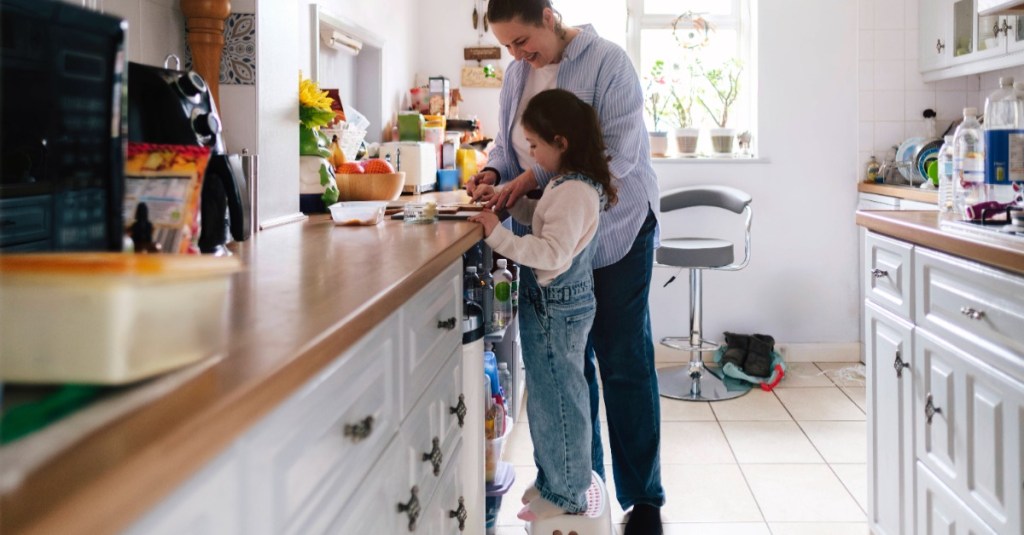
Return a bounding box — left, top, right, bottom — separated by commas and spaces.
363, 158, 395, 174
337, 161, 365, 174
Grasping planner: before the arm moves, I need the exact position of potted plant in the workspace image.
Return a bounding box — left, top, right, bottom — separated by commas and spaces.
643, 60, 671, 157
298, 74, 339, 212
695, 58, 743, 155
668, 64, 699, 155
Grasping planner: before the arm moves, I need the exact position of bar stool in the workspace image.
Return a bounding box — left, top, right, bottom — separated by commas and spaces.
656, 185, 753, 401
526, 471, 612, 535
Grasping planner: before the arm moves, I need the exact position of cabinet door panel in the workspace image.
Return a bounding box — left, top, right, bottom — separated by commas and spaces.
865, 232, 914, 319
920, 0, 951, 71
865, 301, 915, 535
917, 462, 998, 535
916, 332, 959, 482
403, 261, 462, 414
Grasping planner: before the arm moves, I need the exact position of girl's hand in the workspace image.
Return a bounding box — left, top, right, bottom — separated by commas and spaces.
471, 184, 497, 204
467, 209, 500, 237
466, 169, 498, 197
487, 172, 537, 211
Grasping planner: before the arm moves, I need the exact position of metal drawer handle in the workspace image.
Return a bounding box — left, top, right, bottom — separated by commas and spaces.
871, 268, 888, 279
960, 306, 985, 320
343, 415, 374, 442
450, 394, 467, 428
437, 317, 457, 330
925, 393, 942, 425
893, 350, 909, 379
994, 21, 1003, 36
936, 38, 945, 53
422, 436, 443, 476
450, 497, 468, 531
397, 486, 421, 532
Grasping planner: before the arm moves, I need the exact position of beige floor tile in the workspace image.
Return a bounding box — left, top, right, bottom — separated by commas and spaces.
775, 387, 866, 421
711, 389, 793, 421
741, 464, 865, 522
831, 464, 868, 514
776, 362, 835, 388
661, 464, 763, 523
495, 527, 527, 535
496, 465, 536, 527
661, 422, 737, 464
798, 421, 867, 463
767, 522, 870, 534
661, 397, 716, 421
815, 362, 867, 388
502, 420, 535, 467
842, 386, 867, 413
720, 421, 824, 464
660, 523, 772, 534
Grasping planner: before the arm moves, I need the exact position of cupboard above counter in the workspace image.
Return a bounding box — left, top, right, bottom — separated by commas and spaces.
919, 0, 1024, 81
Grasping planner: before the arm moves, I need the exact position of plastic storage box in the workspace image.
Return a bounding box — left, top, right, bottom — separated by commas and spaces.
329, 201, 387, 226
0, 253, 241, 384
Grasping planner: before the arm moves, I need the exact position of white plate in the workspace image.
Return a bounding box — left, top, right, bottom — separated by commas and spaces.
895, 137, 925, 181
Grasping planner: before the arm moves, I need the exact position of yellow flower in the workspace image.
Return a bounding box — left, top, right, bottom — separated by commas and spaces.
300, 77, 333, 111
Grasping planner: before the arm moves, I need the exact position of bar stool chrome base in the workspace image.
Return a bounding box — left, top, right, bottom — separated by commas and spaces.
657, 361, 751, 401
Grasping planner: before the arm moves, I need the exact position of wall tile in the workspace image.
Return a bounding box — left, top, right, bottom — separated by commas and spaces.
859, 122, 874, 151
859, 0, 875, 31
905, 29, 918, 60
936, 77, 968, 92
904, 90, 936, 121
874, 121, 905, 153
859, 61, 876, 91
904, 62, 932, 92
905, 0, 918, 30
874, 0, 905, 30
873, 60, 905, 90
876, 30, 905, 60
860, 30, 875, 61
859, 92, 875, 121
935, 91, 968, 120
874, 90, 904, 121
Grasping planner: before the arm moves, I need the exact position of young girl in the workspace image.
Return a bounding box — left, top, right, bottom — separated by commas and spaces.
469, 88, 618, 521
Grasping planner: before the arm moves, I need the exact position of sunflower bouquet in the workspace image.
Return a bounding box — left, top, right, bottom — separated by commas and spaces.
298, 73, 339, 208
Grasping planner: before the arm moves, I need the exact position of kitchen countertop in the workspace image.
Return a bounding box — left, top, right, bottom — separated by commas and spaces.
0, 192, 483, 535
856, 210, 1024, 276
857, 182, 939, 203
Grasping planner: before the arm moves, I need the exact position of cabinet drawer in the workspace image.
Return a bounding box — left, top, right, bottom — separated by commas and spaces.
915, 248, 1024, 375
419, 442, 467, 535
865, 231, 914, 319
913, 329, 1024, 535
916, 462, 998, 535
402, 260, 462, 414
324, 432, 407, 534
401, 348, 464, 505
243, 313, 400, 534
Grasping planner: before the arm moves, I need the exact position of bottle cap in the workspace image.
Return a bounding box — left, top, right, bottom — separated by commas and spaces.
497, 259, 507, 268
498, 362, 508, 369
964, 107, 977, 116
467, 266, 477, 273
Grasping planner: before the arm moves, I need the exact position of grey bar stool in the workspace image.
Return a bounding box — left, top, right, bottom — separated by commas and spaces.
656, 185, 752, 401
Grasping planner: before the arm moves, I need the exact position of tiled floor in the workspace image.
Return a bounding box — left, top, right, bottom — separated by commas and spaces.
496, 362, 870, 534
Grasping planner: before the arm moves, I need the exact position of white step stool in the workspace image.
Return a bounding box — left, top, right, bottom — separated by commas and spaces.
526, 471, 612, 535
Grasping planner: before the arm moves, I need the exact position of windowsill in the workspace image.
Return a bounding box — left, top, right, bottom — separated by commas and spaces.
651, 155, 771, 164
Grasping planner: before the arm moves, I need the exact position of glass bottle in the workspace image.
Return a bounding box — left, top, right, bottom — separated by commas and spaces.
866, 155, 881, 183
937, 135, 955, 214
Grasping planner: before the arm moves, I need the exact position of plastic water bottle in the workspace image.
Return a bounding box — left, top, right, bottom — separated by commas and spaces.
464, 265, 482, 305
937, 135, 955, 213
491, 259, 513, 329
497, 361, 512, 408
953, 107, 986, 220
483, 346, 500, 397
983, 76, 1024, 204
479, 264, 495, 332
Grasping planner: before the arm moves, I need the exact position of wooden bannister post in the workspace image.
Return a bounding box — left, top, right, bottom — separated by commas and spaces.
181, 0, 231, 108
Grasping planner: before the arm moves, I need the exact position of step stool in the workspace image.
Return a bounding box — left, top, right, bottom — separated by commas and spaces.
526, 471, 612, 535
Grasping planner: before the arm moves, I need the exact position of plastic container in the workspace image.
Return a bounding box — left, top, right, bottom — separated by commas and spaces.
485, 415, 513, 483
953, 107, 986, 220
403, 201, 438, 224
498, 361, 512, 408
437, 169, 460, 191
938, 135, 955, 213
984, 76, 1024, 204
0, 253, 241, 384
491, 259, 513, 329
329, 201, 387, 226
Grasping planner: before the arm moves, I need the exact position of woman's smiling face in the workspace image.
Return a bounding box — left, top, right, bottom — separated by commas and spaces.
489, 10, 561, 68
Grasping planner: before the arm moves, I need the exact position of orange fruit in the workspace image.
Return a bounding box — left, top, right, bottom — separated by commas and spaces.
338, 161, 365, 174
363, 158, 395, 174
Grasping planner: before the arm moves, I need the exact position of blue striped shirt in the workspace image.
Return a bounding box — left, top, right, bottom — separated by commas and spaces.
487, 25, 660, 268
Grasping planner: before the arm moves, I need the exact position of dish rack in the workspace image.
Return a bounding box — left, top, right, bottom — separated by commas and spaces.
879, 159, 921, 185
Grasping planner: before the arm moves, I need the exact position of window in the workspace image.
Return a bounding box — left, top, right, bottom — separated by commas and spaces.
559, 0, 757, 157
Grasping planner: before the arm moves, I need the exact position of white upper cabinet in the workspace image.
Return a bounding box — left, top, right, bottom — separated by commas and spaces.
919, 0, 1024, 80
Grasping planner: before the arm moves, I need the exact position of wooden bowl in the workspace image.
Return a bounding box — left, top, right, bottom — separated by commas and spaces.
334, 172, 405, 201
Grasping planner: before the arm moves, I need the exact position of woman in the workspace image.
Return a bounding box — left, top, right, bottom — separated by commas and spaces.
466, 1, 664, 532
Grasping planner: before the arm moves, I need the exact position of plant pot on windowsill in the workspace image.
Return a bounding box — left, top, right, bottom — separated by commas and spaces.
674, 128, 700, 156
709, 128, 737, 155
649, 131, 669, 157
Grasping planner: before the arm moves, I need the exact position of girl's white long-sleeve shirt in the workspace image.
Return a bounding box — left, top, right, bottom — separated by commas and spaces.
484, 178, 600, 286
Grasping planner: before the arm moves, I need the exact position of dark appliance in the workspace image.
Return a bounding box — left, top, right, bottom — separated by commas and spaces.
0, 0, 127, 252
126, 61, 250, 255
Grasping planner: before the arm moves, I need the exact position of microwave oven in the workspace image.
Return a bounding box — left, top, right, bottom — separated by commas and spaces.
0, 0, 127, 252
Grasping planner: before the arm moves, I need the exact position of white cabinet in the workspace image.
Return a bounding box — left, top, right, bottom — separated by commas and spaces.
865, 301, 914, 535
125, 260, 483, 534
919, 0, 1024, 80
862, 230, 1024, 535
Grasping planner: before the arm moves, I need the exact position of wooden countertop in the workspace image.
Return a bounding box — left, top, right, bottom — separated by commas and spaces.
856, 210, 1024, 276
858, 182, 938, 203
0, 194, 483, 534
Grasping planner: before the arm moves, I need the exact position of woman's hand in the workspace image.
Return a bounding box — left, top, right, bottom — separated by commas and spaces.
467, 209, 500, 237
472, 184, 497, 204
466, 169, 498, 198
486, 172, 537, 211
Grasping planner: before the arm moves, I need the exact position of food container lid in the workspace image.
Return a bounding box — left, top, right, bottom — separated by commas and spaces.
0, 253, 242, 279
486, 461, 516, 496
